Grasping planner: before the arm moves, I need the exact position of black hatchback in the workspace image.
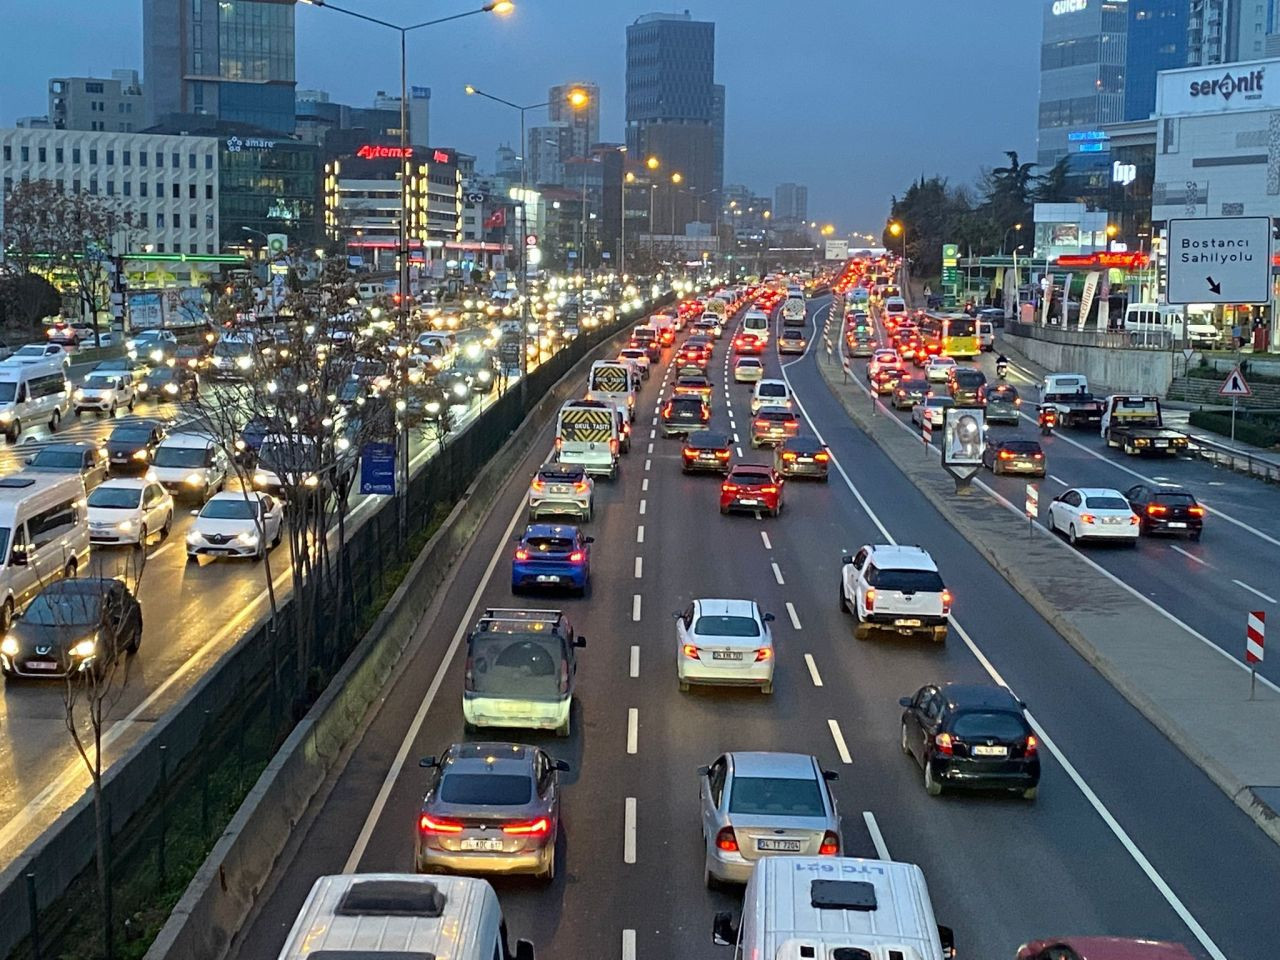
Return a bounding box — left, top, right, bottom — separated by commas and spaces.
662, 397, 709, 437
681, 430, 732, 474
899, 682, 1040, 800
1, 578, 143, 680
774, 435, 830, 480
105, 420, 167, 473
1124, 483, 1205, 540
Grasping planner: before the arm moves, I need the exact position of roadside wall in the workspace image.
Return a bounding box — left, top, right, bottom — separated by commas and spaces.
1007, 334, 1174, 396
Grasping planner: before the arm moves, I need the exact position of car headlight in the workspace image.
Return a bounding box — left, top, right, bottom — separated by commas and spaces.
303, 474, 319, 488
150, 349, 163, 363
235, 531, 259, 545
234, 438, 246, 451
70, 638, 98, 659
74, 389, 85, 401
1, 636, 18, 656
254, 472, 271, 486
235, 356, 253, 370
164, 382, 178, 395
132, 449, 150, 461
186, 530, 200, 545
184, 472, 206, 486
478, 370, 491, 382
452, 383, 467, 398
0, 412, 12, 423
137, 382, 149, 393
116, 519, 136, 533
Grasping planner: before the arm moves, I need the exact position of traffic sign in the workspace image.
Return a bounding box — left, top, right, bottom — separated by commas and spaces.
1167, 217, 1272, 305
359, 442, 396, 495
1181, 348, 1195, 362
922, 416, 932, 446
1025, 483, 1039, 519
525, 234, 538, 246
1219, 366, 1252, 397
1247, 611, 1265, 664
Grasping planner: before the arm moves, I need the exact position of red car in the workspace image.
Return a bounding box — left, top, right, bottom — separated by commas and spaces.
734, 332, 765, 355
719, 464, 784, 517
1016, 938, 1195, 960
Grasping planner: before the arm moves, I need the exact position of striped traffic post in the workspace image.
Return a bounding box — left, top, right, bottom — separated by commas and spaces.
922, 416, 932, 449
1247, 610, 1265, 699
1025, 483, 1039, 538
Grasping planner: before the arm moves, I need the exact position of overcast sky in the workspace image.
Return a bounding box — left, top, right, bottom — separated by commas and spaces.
0, 1, 1042, 232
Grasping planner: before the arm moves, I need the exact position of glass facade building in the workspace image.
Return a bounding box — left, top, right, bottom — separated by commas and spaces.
1125, 0, 1187, 120
218, 136, 318, 250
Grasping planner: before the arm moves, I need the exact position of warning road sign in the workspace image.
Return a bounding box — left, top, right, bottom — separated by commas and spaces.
1247, 610, 1265, 664
1219, 366, 1252, 397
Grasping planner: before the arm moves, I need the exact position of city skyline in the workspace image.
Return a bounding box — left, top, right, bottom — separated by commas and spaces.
0, 1, 1042, 232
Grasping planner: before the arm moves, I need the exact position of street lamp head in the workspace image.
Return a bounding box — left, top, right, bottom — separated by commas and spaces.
1015, 222, 1023, 230
888, 221, 903, 237
464, 84, 478, 95
566, 87, 590, 109
1106, 223, 1119, 238
645, 156, 660, 170
625, 171, 637, 183
486, 0, 515, 14
671, 172, 682, 184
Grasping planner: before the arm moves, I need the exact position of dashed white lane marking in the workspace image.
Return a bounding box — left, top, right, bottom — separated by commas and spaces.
627, 708, 639, 754
804, 653, 823, 686
760, 531, 772, 549
644, 459, 651, 471
736, 446, 743, 457
1170, 544, 1207, 566
827, 719, 853, 764
1048, 474, 1068, 486
639, 499, 647, 515
148, 542, 173, 560
632, 594, 642, 621
733, 432, 740, 443
629, 644, 640, 677
651, 416, 657, 426
786, 601, 802, 630
771, 562, 785, 585
649, 429, 656, 440
647, 442, 654, 454
623, 930, 636, 960
636, 524, 645, 543
624, 797, 637, 863
634, 556, 643, 579
642, 478, 649, 492
1233, 578, 1277, 603
863, 811, 890, 860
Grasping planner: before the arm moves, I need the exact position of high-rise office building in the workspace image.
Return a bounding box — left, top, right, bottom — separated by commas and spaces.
143, 0, 297, 134
625, 11, 721, 234
1036, 0, 1129, 166
1187, 0, 1274, 64
774, 182, 808, 223
48, 70, 145, 132
528, 122, 573, 187
548, 81, 600, 157
1125, 0, 1187, 119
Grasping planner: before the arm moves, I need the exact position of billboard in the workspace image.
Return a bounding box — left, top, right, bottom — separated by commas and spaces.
1156, 60, 1276, 117
824, 239, 849, 261
941, 407, 985, 468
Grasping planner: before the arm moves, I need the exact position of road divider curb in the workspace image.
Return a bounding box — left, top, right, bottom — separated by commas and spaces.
815, 351, 1280, 850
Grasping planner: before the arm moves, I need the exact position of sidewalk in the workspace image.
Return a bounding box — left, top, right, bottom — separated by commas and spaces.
815, 346, 1280, 846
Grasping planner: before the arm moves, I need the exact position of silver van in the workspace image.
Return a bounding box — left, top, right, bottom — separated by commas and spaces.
713, 856, 955, 960
277, 873, 534, 960
0, 362, 72, 442
0, 474, 91, 632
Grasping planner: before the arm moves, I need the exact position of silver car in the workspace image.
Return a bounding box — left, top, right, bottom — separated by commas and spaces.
698, 751, 842, 886
528, 462, 594, 521
415, 742, 567, 881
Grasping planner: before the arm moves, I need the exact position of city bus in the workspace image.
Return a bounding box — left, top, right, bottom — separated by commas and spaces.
919, 313, 980, 359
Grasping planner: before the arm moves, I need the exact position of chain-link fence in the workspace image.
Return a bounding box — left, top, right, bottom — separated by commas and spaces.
3, 300, 662, 960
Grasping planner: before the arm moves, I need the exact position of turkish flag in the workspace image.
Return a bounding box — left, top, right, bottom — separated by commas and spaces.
484, 208, 506, 230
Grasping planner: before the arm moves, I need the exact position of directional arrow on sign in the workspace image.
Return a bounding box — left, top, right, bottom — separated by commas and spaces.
1207, 276, 1222, 295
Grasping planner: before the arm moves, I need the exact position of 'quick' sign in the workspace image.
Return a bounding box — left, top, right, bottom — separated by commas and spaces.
1052, 0, 1087, 13
1189, 68, 1265, 102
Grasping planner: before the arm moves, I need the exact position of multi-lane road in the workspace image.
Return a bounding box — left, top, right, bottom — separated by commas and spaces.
229, 295, 1279, 960
0, 366, 493, 869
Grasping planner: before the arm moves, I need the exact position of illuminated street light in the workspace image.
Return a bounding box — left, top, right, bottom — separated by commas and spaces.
646, 156, 660, 170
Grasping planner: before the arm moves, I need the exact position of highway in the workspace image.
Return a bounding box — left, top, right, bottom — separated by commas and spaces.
0, 369, 493, 871
228, 295, 1278, 960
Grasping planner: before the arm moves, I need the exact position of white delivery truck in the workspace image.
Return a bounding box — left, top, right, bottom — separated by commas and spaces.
587, 360, 636, 422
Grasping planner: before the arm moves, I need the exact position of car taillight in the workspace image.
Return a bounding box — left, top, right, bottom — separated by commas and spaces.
682, 643, 700, 659
515, 548, 530, 560
1129, 515, 1141, 525
662, 403, 672, 417
1188, 505, 1205, 516
761, 485, 778, 494
998, 450, 1015, 460
610, 438, 619, 455
819, 831, 840, 856
573, 481, 589, 493
1033, 453, 1043, 459
755, 420, 768, 428
941, 589, 952, 615
1080, 513, 1097, 525
715, 827, 739, 852
782, 451, 797, 461
500, 817, 551, 836
815, 452, 830, 462
722, 483, 738, 493
1147, 504, 1167, 516
419, 814, 464, 834
864, 588, 875, 611
1025, 734, 1039, 758
716, 449, 730, 459
701, 408, 710, 421
683, 447, 696, 458
554, 437, 563, 452
934, 732, 954, 756
531, 479, 546, 491
754, 648, 773, 662
464, 654, 475, 688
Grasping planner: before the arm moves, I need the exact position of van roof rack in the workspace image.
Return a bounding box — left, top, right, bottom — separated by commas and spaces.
811, 879, 877, 912
336, 879, 445, 918
482, 608, 561, 622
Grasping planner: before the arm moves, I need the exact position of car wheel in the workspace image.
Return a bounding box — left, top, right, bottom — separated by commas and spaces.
136, 525, 148, 549
186, 552, 198, 564
719, 504, 728, 515
1190, 530, 1202, 542
1068, 524, 1078, 545
538, 842, 557, 881
128, 396, 135, 411
0, 598, 13, 634
901, 722, 912, 756
678, 678, 690, 693
49, 410, 61, 433
924, 760, 942, 797
463, 720, 477, 734
993, 460, 1002, 476
125, 625, 141, 654
704, 863, 721, 891
5, 420, 19, 443
160, 512, 172, 539
838, 581, 848, 612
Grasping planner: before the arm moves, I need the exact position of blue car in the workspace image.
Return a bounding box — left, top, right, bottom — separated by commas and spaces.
511, 524, 593, 596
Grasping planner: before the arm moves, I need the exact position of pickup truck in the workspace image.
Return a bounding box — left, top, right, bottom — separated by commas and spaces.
1101, 395, 1189, 456
1041, 373, 1105, 428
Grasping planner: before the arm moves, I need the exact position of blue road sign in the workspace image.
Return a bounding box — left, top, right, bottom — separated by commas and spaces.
360, 442, 396, 495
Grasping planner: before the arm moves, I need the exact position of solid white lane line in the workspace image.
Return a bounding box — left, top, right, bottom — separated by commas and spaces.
622, 929, 636, 960
1170, 544, 1207, 566
634, 556, 643, 579
1048, 474, 1068, 486
804, 653, 823, 687
736, 446, 743, 458
827, 719, 853, 764
1234, 579, 1278, 603
771, 562, 785, 585
863, 811, 891, 860
639, 499, 647, 515
644, 458, 651, 471
786, 601, 802, 630
624, 797, 637, 863
632, 594, 642, 621
626, 707, 639, 754
760, 531, 772, 549
630, 645, 640, 678
642, 478, 649, 492
636, 524, 645, 543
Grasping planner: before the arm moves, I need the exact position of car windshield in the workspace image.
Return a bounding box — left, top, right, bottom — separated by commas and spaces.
88, 486, 141, 509
154, 446, 209, 468
468, 636, 563, 698
438, 773, 532, 806
31, 450, 84, 469
758, 384, 786, 397
85, 374, 120, 387
201, 499, 257, 521
0, 382, 16, 403
524, 536, 574, 552
694, 615, 760, 637
24, 590, 103, 627
110, 428, 153, 445
728, 776, 825, 817
1154, 492, 1196, 505
1086, 496, 1130, 510
15, 346, 46, 357
867, 568, 945, 592
1001, 441, 1042, 454
213, 340, 251, 358
951, 711, 1027, 741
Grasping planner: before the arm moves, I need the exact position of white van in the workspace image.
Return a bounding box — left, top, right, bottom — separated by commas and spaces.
883, 296, 908, 319
0, 362, 72, 441
0, 474, 91, 632
713, 856, 955, 960
587, 360, 636, 422
1124, 303, 1220, 347
151, 432, 230, 501
277, 873, 534, 960
743, 310, 772, 341
556, 399, 619, 479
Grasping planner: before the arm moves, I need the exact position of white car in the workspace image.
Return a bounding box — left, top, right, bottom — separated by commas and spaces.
186, 491, 284, 561
74, 371, 136, 415
87, 477, 174, 547
676, 598, 776, 694
734, 357, 764, 383
911, 395, 955, 427
867, 349, 901, 379
617, 348, 652, 380
128, 329, 178, 363
750, 379, 792, 415
150, 431, 229, 501
1046, 486, 1140, 546
10, 343, 71, 369
925, 356, 957, 383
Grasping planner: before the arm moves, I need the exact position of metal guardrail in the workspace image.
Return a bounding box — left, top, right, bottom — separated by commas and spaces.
1187, 433, 1280, 483
1004, 319, 1174, 351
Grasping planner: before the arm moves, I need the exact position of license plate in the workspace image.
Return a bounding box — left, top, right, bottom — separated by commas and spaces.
756, 839, 801, 852
460, 838, 505, 852
712, 651, 744, 660
208, 548, 232, 555
1155, 440, 1168, 447
797, 457, 813, 463
24, 661, 58, 671
1168, 521, 1187, 529
699, 453, 718, 460
894, 618, 922, 627
536, 575, 560, 583
738, 498, 758, 505
973, 745, 1008, 757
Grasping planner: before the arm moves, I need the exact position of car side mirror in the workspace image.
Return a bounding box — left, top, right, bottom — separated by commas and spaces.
514, 939, 535, 960
823, 770, 839, 782
574, 636, 586, 648
712, 911, 738, 947
584, 536, 595, 543
696, 764, 710, 777
553, 758, 570, 772
9, 545, 28, 566
24, 456, 35, 465
418, 756, 438, 768
938, 925, 956, 959
762, 612, 775, 622
898, 696, 913, 707
841, 554, 854, 566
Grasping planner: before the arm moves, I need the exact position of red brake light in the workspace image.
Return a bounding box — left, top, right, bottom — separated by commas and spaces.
716, 449, 730, 459
503, 817, 551, 835
760, 485, 778, 494
610, 438, 619, 455
998, 450, 1015, 460
1188, 505, 1205, 516
941, 589, 953, 615
419, 814, 464, 834
662, 403, 672, 417
683, 447, 695, 458
701, 408, 710, 421
754, 647, 773, 662
722, 483, 738, 493
715, 827, 739, 852
814, 452, 830, 462
531, 479, 546, 491
1080, 513, 1097, 525
515, 548, 530, 560
782, 451, 797, 461
755, 419, 768, 428
934, 732, 954, 756
682, 643, 700, 659
568, 550, 584, 563
864, 588, 875, 612
1025, 734, 1039, 758
819, 831, 840, 856
573, 481, 589, 493
1147, 504, 1167, 516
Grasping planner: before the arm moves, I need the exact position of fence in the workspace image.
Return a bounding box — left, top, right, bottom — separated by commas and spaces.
1004, 319, 1175, 351
0, 300, 656, 960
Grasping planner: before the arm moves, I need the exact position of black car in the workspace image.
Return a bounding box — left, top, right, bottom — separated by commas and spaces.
1, 578, 143, 680
892, 376, 930, 411
949, 368, 988, 407
681, 430, 732, 474
137, 364, 199, 402
899, 682, 1040, 800
23, 442, 110, 491
105, 420, 167, 473
1124, 483, 1205, 539
774, 435, 830, 480
985, 383, 1022, 424
662, 397, 709, 437
981, 438, 1045, 477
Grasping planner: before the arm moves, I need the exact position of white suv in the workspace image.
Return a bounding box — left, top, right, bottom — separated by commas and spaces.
750, 379, 792, 414
838, 544, 950, 643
